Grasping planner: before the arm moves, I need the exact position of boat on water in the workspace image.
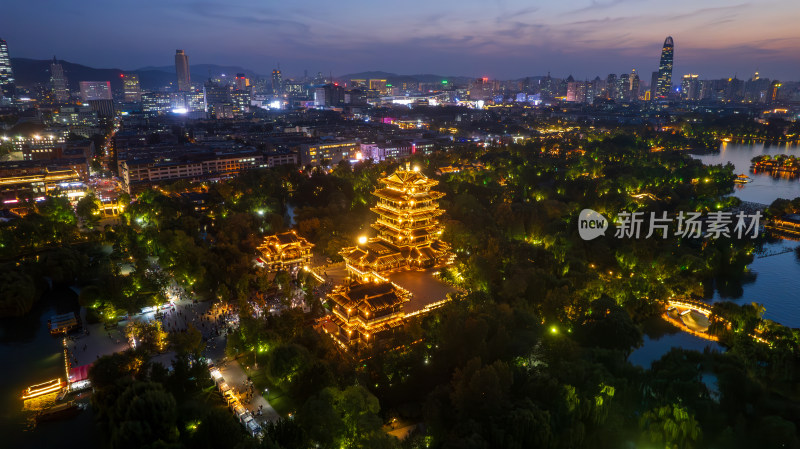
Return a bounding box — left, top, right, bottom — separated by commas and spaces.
22, 378, 65, 400
35, 401, 84, 423
734, 174, 751, 184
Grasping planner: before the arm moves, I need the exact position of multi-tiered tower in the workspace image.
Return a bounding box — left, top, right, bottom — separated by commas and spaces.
340, 163, 451, 281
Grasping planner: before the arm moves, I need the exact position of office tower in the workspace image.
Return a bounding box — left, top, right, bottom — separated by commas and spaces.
369, 78, 388, 94
235, 73, 249, 91
0, 38, 15, 98
50, 57, 70, 102
175, 49, 191, 91
649, 71, 658, 100
654, 36, 674, 99
121, 73, 142, 102
79, 81, 112, 102
617, 73, 629, 101
469, 77, 492, 101
271, 69, 282, 94
314, 83, 344, 107
203, 80, 233, 118
587, 76, 604, 104
629, 69, 640, 101
724, 76, 744, 102
605, 74, 617, 99
681, 74, 700, 101
768, 80, 781, 104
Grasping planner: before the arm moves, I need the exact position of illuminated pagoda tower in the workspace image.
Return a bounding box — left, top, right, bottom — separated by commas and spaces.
257, 230, 313, 273
328, 163, 453, 349
340, 163, 451, 282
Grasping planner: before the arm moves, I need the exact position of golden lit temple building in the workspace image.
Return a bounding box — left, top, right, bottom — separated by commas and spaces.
327, 164, 454, 350
257, 230, 313, 272
340, 163, 452, 281
327, 282, 411, 346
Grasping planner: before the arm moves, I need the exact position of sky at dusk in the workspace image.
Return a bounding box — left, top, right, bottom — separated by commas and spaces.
3, 0, 799, 80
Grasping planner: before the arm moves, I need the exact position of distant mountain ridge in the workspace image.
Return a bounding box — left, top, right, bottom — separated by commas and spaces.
10, 58, 263, 91
10, 58, 489, 92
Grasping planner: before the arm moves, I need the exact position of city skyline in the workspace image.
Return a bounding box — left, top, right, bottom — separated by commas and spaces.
3, 0, 800, 80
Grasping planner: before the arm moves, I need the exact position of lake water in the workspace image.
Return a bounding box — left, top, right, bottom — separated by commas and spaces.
0, 288, 100, 449
631, 142, 800, 367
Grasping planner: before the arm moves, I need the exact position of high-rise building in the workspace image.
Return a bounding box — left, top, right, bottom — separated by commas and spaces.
629, 69, 640, 101
0, 38, 15, 98
50, 57, 70, 102
121, 73, 142, 102
767, 80, 782, 104
79, 81, 112, 102
271, 69, 282, 94
175, 49, 191, 91
654, 36, 674, 99
617, 73, 630, 101
235, 73, 249, 91
369, 78, 389, 95
314, 83, 344, 107
681, 74, 700, 101
605, 74, 617, 100
203, 80, 233, 118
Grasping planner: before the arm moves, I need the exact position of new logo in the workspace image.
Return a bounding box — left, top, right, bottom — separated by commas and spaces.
578, 209, 609, 240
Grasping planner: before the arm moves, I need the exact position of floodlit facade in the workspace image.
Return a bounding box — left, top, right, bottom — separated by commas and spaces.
340, 163, 452, 282
256, 231, 314, 272
327, 281, 410, 346
122, 73, 142, 102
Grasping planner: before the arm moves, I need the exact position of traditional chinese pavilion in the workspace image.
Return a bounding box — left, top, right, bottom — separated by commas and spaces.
328, 164, 453, 349
340, 163, 452, 282
257, 230, 313, 272
327, 281, 411, 346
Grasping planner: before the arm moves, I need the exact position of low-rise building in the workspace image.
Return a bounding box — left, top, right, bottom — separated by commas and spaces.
327, 281, 410, 347
119, 148, 265, 193
256, 230, 313, 272
298, 140, 359, 166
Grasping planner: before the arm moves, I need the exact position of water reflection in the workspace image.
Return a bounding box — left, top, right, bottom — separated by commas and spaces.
694, 142, 800, 204
633, 142, 800, 367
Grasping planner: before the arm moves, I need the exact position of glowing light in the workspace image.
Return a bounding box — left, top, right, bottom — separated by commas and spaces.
358, 236, 367, 245
413, 165, 420, 172
550, 326, 558, 334
171, 107, 188, 114
22, 378, 64, 399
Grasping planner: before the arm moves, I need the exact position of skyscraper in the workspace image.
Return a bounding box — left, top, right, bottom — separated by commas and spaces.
654, 36, 674, 99
0, 38, 15, 98
629, 69, 640, 101
235, 73, 249, 91
767, 80, 781, 104
272, 69, 282, 94
175, 49, 191, 91
122, 73, 142, 102
50, 57, 70, 102
681, 74, 700, 101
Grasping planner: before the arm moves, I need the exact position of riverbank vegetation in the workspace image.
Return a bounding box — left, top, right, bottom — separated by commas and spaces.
5, 126, 800, 447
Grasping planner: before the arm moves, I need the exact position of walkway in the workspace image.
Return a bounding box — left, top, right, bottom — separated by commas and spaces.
217, 359, 280, 426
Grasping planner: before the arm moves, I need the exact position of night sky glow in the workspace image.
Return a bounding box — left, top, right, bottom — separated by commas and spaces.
3, 0, 799, 79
